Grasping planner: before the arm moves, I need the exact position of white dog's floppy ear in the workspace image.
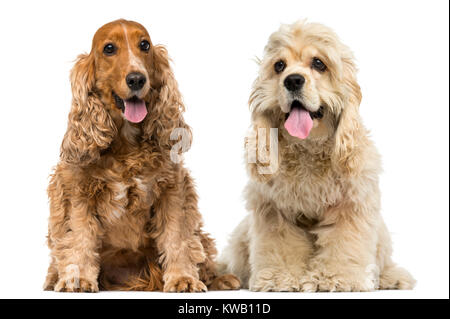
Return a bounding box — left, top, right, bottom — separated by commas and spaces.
332, 58, 363, 174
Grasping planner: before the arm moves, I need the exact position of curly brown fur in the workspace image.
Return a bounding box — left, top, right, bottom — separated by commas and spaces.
44, 19, 239, 292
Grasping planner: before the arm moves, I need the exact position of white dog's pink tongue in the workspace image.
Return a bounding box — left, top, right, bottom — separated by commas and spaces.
124, 99, 147, 123
284, 107, 313, 139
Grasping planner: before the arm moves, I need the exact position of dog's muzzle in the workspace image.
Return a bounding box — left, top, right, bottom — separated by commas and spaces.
113, 92, 148, 123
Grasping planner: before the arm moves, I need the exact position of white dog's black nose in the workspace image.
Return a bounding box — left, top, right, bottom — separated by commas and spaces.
126, 72, 146, 91
284, 74, 305, 92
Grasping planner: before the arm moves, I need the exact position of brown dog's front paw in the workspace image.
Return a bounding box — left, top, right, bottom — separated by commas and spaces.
164, 276, 207, 293
54, 277, 99, 293
209, 274, 241, 290
43, 275, 58, 291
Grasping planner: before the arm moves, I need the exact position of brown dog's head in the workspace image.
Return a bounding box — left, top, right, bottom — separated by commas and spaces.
90, 19, 156, 124
61, 19, 188, 165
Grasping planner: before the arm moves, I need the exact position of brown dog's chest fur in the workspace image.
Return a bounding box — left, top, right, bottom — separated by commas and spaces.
49, 138, 169, 287
52, 125, 169, 250
93, 165, 155, 251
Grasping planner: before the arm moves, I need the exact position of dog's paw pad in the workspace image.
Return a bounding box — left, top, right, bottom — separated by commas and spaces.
209, 274, 241, 290
164, 276, 207, 293
250, 269, 301, 292
54, 277, 99, 293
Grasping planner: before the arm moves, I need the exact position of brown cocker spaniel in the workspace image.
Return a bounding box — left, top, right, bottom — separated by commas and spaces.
44, 19, 239, 292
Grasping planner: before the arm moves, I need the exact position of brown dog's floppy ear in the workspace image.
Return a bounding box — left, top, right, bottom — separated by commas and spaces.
60, 53, 116, 165
143, 45, 192, 151
332, 58, 363, 174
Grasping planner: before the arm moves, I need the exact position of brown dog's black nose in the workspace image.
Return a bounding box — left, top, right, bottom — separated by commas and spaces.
126, 72, 146, 91
284, 74, 305, 92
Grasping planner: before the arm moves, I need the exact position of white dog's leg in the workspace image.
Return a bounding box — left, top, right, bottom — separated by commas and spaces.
248, 206, 313, 292
376, 220, 416, 290
218, 216, 252, 288
302, 202, 379, 292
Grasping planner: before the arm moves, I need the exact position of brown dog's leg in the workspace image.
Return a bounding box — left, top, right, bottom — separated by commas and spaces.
43, 258, 58, 291
51, 200, 102, 292
153, 170, 208, 292
208, 274, 241, 291
184, 174, 240, 291
197, 232, 241, 291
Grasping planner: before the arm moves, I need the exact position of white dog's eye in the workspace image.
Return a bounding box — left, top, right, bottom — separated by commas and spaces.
274, 60, 286, 73
312, 57, 327, 72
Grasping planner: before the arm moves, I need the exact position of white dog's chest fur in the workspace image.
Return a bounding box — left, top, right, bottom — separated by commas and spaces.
248, 151, 345, 220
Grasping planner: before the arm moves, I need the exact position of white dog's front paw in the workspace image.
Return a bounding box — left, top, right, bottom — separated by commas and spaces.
249, 268, 301, 292
300, 266, 376, 292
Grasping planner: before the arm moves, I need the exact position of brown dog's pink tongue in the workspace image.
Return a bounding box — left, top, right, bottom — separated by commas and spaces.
124, 99, 147, 123
284, 107, 313, 139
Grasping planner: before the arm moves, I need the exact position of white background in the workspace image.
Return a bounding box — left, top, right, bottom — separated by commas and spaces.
0, 0, 448, 299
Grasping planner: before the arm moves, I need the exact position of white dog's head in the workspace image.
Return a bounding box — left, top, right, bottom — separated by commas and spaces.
250, 21, 362, 147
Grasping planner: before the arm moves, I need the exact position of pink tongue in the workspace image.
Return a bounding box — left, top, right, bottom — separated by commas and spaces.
284, 107, 313, 139
124, 99, 148, 123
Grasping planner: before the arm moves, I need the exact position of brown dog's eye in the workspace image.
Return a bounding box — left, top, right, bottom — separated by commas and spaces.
312, 57, 327, 72
274, 60, 286, 73
139, 40, 150, 52
103, 43, 116, 55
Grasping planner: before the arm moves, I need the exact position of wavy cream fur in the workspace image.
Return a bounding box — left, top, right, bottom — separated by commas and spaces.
220, 21, 415, 292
